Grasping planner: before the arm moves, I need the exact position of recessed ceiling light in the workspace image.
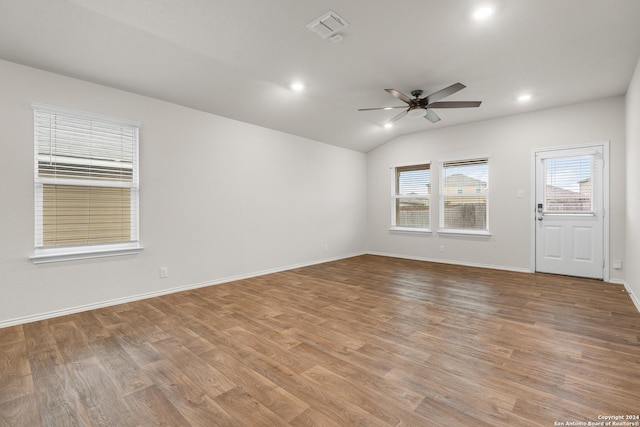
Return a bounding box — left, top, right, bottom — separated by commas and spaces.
290, 82, 305, 92
383, 123, 393, 129
473, 6, 494, 20
518, 94, 532, 102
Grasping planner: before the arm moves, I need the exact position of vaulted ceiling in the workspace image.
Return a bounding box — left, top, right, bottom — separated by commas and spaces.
1, 0, 639, 152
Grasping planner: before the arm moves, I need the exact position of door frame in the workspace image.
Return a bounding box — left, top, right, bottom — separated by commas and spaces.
530, 141, 610, 281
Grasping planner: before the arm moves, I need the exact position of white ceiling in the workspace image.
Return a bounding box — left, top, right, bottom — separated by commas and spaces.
1, 0, 639, 152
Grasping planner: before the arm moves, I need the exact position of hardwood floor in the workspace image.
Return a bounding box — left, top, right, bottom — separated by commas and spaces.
1, 254, 639, 426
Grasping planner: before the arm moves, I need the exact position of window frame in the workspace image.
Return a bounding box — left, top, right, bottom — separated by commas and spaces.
390, 163, 432, 233
439, 157, 490, 236
30, 103, 143, 264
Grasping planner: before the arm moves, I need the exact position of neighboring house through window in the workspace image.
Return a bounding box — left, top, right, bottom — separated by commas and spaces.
391, 164, 431, 231
440, 158, 489, 234
544, 155, 593, 212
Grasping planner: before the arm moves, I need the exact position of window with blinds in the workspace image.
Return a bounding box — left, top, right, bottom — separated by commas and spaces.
543, 155, 593, 212
440, 158, 489, 232
392, 164, 430, 230
33, 104, 140, 257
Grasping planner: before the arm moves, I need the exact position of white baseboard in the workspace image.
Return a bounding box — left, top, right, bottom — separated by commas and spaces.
367, 251, 532, 274
5, 251, 635, 329
600, 279, 640, 314
622, 282, 640, 314
0, 252, 366, 329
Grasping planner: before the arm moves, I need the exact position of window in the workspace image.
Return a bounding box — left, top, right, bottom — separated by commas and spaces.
440, 158, 489, 233
544, 155, 593, 212
391, 164, 430, 231
32, 103, 141, 262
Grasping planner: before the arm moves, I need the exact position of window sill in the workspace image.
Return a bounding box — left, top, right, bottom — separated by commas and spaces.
542, 212, 596, 217
31, 243, 143, 264
390, 227, 432, 234
438, 229, 491, 237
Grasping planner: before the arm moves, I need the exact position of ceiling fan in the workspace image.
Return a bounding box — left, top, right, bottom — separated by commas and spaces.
359, 82, 481, 125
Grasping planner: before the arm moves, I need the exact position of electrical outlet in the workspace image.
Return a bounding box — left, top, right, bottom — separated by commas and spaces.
439, 245, 445, 253
613, 260, 623, 270
324, 243, 328, 252
160, 267, 169, 278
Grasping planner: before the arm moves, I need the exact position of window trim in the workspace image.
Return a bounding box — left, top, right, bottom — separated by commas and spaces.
31, 242, 143, 264
437, 229, 492, 237
438, 157, 490, 235
31, 103, 143, 263
390, 163, 432, 233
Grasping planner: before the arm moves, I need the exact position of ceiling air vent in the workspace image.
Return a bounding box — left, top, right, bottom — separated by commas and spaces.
306, 10, 349, 40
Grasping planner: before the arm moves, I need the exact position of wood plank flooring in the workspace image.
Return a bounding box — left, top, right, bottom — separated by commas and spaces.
1, 254, 639, 426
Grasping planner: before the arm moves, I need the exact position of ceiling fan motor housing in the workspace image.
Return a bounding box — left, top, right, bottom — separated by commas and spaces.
408, 90, 427, 115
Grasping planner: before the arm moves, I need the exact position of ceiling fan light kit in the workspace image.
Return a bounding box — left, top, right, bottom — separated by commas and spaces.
359, 82, 482, 126
407, 108, 427, 118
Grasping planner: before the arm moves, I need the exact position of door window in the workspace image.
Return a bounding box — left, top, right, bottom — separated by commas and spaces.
543, 155, 592, 213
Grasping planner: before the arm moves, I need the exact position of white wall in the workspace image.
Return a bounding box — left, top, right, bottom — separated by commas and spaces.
625, 58, 640, 310
1, 56, 634, 327
0, 60, 367, 327
367, 97, 626, 280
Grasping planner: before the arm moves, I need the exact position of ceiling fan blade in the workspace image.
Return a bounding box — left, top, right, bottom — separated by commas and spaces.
385, 89, 413, 104
424, 109, 441, 123
427, 101, 482, 109
425, 83, 466, 104
387, 109, 408, 125
358, 106, 408, 111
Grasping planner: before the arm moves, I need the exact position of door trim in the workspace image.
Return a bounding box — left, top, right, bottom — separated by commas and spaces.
530, 141, 610, 281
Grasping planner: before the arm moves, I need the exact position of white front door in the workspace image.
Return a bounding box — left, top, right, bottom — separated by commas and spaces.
534, 146, 605, 279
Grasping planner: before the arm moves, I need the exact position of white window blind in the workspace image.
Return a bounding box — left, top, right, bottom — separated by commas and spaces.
33, 104, 140, 255
440, 158, 489, 232
544, 155, 593, 212
392, 164, 430, 230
